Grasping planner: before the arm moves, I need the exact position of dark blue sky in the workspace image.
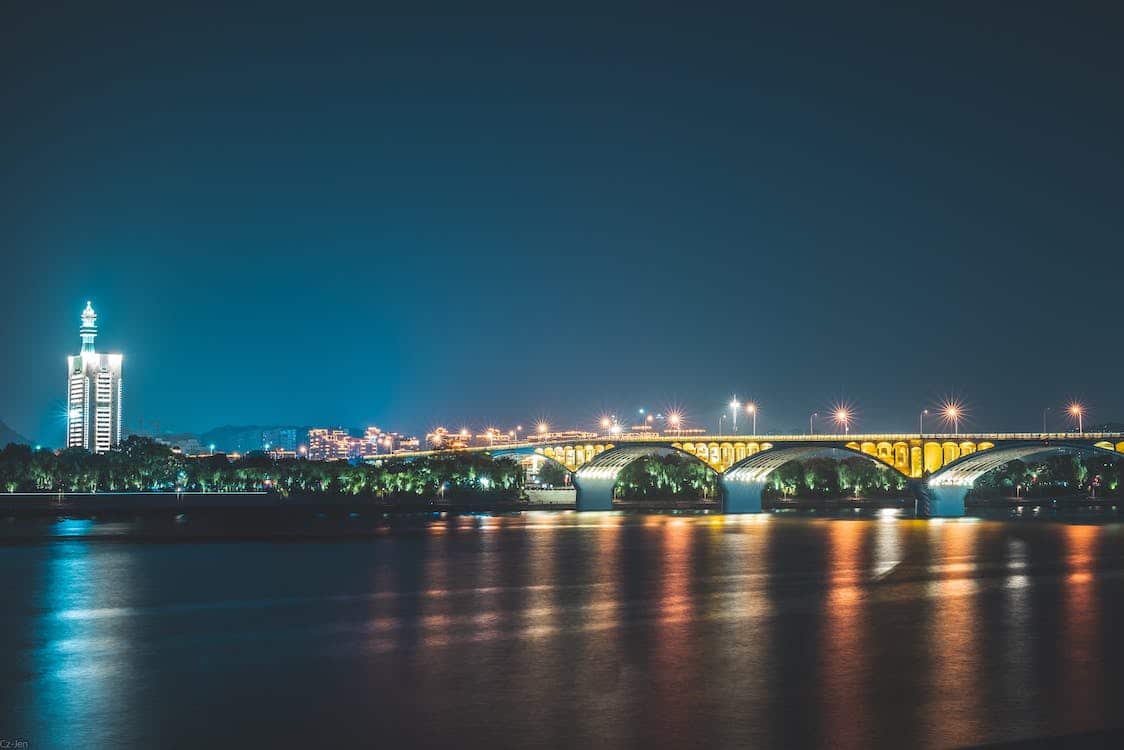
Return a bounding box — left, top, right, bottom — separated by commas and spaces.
3, 3, 1123, 444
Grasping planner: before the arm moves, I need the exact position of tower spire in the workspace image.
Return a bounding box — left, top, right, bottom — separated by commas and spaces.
80, 300, 97, 353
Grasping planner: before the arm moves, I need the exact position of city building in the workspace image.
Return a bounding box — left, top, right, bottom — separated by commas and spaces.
426, 427, 471, 449
474, 427, 518, 446
66, 301, 123, 453
386, 433, 421, 453
308, 428, 354, 461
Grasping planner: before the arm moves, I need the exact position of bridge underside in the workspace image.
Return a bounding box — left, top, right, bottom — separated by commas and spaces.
720, 445, 910, 514
573, 445, 714, 511
920, 442, 1121, 518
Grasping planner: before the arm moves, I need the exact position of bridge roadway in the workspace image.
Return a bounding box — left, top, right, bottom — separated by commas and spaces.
368, 433, 1124, 518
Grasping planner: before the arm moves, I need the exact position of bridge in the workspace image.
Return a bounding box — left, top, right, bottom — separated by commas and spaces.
369, 432, 1124, 517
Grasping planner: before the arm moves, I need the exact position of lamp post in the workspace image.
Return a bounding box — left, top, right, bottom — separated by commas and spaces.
746, 402, 757, 436
944, 405, 960, 435
919, 409, 929, 436
834, 408, 851, 435
1069, 403, 1084, 434
809, 412, 818, 436
668, 411, 682, 436
729, 397, 740, 434
719, 414, 727, 434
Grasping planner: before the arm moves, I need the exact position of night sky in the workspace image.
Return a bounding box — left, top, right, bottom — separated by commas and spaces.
3, 3, 1123, 444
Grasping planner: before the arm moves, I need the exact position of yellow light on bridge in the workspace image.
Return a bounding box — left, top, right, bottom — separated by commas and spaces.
537, 421, 549, 434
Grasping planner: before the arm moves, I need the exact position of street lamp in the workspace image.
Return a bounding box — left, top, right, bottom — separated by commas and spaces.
810, 412, 818, 435
719, 414, 727, 434
833, 408, 851, 435
667, 411, 682, 436
729, 397, 741, 434
943, 405, 961, 435
746, 402, 757, 436
919, 409, 929, 435
536, 421, 549, 436
1069, 403, 1085, 434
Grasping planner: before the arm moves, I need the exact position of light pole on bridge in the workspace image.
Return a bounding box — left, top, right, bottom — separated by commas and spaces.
919, 409, 929, 436
809, 411, 818, 436
746, 402, 757, 436
1069, 403, 1085, 434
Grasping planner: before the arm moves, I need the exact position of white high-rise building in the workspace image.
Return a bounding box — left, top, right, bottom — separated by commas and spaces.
66, 301, 123, 453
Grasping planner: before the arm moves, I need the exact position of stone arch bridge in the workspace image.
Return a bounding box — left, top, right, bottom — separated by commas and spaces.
372, 433, 1124, 517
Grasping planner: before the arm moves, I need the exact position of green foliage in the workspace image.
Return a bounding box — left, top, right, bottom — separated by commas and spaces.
0, 439, 525, 500
973, 456, 1123, 498
613, 454, 719, 499
767, 457, 909, 500
535, 460, 569, 487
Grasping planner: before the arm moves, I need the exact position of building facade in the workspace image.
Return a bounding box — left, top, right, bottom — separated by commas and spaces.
66, 301, 123, 453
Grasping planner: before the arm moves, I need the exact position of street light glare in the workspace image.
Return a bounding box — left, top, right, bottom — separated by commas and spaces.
1069, 403, 1084, 416
746, 402, 756, 414
536, 421, 549, 434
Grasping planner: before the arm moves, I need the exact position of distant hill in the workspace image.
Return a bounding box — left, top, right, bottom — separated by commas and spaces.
0, 420, 31, 448
198, 425, 310, 453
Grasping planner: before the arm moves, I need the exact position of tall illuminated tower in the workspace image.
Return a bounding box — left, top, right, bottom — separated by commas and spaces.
66, 301, 123, 453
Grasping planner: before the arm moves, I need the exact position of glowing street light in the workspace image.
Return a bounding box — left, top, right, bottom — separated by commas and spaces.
833, 408, 851, 435
919, 409, 929, 435
810, 411, 819, 435
667, 410, 682, 435
536, 421, 549, 435
745, 402, 757, 436
1069, 403, 1085, 434
943, 404, 961, 435
729, 397, 741, 433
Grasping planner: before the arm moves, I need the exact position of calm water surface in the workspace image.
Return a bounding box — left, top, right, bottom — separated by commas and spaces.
2, 511, 1124, 749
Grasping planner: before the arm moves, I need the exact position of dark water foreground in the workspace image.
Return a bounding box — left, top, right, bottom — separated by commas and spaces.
2, 511, 1123, 749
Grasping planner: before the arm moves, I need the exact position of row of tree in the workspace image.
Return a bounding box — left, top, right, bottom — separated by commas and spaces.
971, 455, 1121, 498
0, 437, 524, 500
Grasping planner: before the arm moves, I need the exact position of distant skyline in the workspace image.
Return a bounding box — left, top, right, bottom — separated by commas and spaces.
3, 4, 1123, 444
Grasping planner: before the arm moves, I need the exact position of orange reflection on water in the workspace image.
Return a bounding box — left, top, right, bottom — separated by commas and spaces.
1061, 524, 1101, 731
923, 520, 983, 746
821, 520, 869, 748
649, 516, 694, 743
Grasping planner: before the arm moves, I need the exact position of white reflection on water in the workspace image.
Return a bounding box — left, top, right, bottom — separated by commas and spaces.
35, 538, 138, 748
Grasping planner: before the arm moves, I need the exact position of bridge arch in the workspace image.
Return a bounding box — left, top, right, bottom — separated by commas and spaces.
486, 447, 575, 485
572, 444, 716, 511
921, 441, 1121, 517
721, 444, 911, 513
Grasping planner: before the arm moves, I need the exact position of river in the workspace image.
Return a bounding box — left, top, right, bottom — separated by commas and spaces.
2, 510, 1123, 748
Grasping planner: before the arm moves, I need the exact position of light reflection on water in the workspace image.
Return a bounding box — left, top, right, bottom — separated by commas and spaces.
2, 513, 1124, 749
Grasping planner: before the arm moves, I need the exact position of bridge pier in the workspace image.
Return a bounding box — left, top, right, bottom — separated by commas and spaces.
572, 475, 615, 511
719, 478, 763, 514
914, 481, 967, 518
